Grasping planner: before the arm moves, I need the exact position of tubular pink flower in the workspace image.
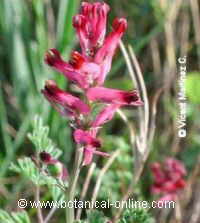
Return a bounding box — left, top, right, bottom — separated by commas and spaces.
73, 2, 110, 57
86, 87, 143, 106
74, 129, 101, 148
92, 104, 121, 127
45, 49, 89, 89
94, 18, 127, 85
45, 49, 101, 88
41, 80, 90, 117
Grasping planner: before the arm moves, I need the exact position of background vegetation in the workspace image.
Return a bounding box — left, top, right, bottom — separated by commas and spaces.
0, 0, 200, 222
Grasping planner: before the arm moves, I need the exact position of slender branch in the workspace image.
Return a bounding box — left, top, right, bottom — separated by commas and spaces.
76, 162, 96, 220
119, 41, 143, 138
44, 206, 57, 223
174, 198, 182, 223
128, 45, 150, 152
117, 109, 136, 147
65, 146, 83, 223
90, 150, 120, 206
35, 185, 44, 223
113, 45, 163, 222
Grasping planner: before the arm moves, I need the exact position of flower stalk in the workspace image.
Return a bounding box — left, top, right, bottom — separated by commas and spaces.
65, 146, 83, 223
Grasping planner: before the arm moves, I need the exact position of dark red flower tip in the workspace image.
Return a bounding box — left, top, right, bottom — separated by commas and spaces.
45, 48, 63, 66
122, 91, 143, 105
112, 18, 127, 34
91, 139, 101, 148
40, 151, 56, 164
42, 80, 58, 97
69, 51, 85, 69
175, 178, 186, 189
73, 15, 86, 28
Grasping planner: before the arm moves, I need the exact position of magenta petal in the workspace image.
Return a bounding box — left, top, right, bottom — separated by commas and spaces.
82, 146, 95, 166
82, 145, 109, 166
94, 18, 127, 85
42, 80, 90, 116
92, 104, 120, 127
73, 14, 89, 57
80, 62, 101, 84
45, 49, 88, 89
164, 158, 187, 177
90, 149, 110, 157
87, 87, 143, 106
60, 165, 69, 181
74, 129, 101, 147
73, 2, 110, 57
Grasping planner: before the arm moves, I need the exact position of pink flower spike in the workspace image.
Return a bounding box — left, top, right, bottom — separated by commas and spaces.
87, 87, 143, 106
73, 2, 110, 57
150, 158, 187, 202
74, 129, 101, 148
92, 104, 121, 127
41, 80, 90, 116
45, 49, 88, 89
94, 18, 127, 85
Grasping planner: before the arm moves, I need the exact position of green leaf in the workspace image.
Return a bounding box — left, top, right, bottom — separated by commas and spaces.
28, 115, 62, 158
0, 210, 14, 223
50, 185, 65, 202
0, 210, 31, 223
10, 157, 57, 186
56, 0, 80, 52
118, 208, 155, 223
86, 210, 108, 223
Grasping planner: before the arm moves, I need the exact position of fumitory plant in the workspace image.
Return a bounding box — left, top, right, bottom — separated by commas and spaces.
2, 0, 199, 222
42, 1, 143, 222
5, 1, 159, 223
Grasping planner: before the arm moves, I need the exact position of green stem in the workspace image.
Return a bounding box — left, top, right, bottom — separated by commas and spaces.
66, 145, 83, 223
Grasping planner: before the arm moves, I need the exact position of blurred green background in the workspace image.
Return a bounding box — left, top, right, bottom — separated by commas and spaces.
0, 0, 200, 222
